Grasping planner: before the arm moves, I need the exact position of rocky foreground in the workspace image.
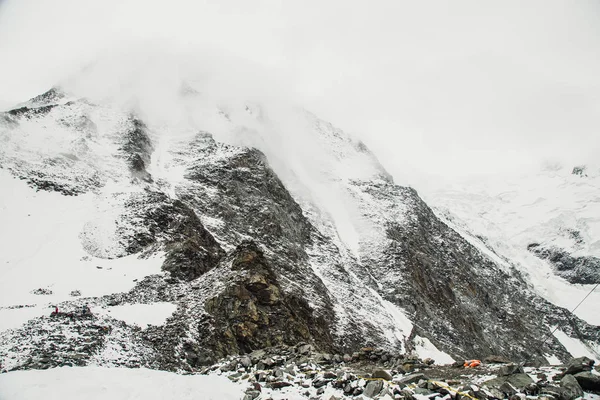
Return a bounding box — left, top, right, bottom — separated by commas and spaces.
201, 344, 600, 400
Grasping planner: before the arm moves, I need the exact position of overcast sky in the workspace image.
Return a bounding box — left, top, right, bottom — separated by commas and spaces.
1, 0, 599, 187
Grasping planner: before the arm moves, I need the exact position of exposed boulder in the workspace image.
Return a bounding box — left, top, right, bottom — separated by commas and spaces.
574, 371, 600, 392
499, 363, 525, 376
372, 369, 393, 381
560, 374, 584, 400
483, 373, 534, 393
363, 380, 384, 398
484, 355, 511, 364
563, 356, 594, 376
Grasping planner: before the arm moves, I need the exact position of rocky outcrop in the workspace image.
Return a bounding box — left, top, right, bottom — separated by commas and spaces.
121, 191, 225, 280
199, 241, 333, 360
527, 243, 600, 284
178, 133, 338, 335
120, 116, 153, 180
360, 182, 597, 361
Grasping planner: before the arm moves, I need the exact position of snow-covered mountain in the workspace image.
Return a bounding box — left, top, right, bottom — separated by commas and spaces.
0, 81, 598, 374
426, 164, 600, 342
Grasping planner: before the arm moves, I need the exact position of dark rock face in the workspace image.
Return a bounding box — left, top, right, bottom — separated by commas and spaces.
361, 182, 594, 361
28, 87, 66, 106
199, 241, 333, 360
121, 191, 225, 280
3, 88, 67, 121
178, 133, 337, 334
120, 116, 153, 180
181, 133, 313, 260
528, 244, 600, 284
6, 104, 60, 120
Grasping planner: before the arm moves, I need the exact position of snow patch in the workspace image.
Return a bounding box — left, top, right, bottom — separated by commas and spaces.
0, 170, 165, 308
379, 297, 414, 348
0, 366, 244, 400
0, 306, 48, 333
413, 335, 455, 365
544, 354, 562, 365
553, 329, 600, 363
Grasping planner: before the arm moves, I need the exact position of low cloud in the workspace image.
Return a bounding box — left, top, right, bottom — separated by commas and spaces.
1, 0, 598, 187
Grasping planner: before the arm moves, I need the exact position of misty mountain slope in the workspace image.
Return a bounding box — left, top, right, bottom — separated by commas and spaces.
1, 88, 599, 373
427, 166, 600, 326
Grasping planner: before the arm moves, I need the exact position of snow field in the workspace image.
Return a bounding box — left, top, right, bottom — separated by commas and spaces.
0, 366, 244, 400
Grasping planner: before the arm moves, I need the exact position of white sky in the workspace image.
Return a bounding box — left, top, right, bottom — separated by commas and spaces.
0, 0, 599, 186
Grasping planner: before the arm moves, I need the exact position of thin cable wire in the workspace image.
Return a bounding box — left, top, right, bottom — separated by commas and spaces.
533, 282, 600, 361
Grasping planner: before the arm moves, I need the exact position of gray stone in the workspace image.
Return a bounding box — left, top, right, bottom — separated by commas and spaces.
262, 357, 276, 368
323, 371, 337, 379
363, 380, 384, 398
250, 349, 267, 362
486, 387, 505, 399
284, 365, 295, 376
372, 369, 393, 381
499, 382, 517, 396
499, 363, 524, 376
538, 396, 558, 400
240, 356, 252, 368
400, 363, 417, 374
312, 378, 331, 388
227, 373, 242, 382
256, 372, 267, 382
396, 373, 426, 386
318, 353, 333, 364
413, 388, 434, 395
484, 355, 511, 364
243, 390, 260, 400
560, 374, 583, 400
484, 374, 534, 392
267, 381, 293, 389
563, 356, 594, 376
507, 374, 535, 389
574, 371, 600, 392
297, 344, 313, 355
540, 386, 570, 400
